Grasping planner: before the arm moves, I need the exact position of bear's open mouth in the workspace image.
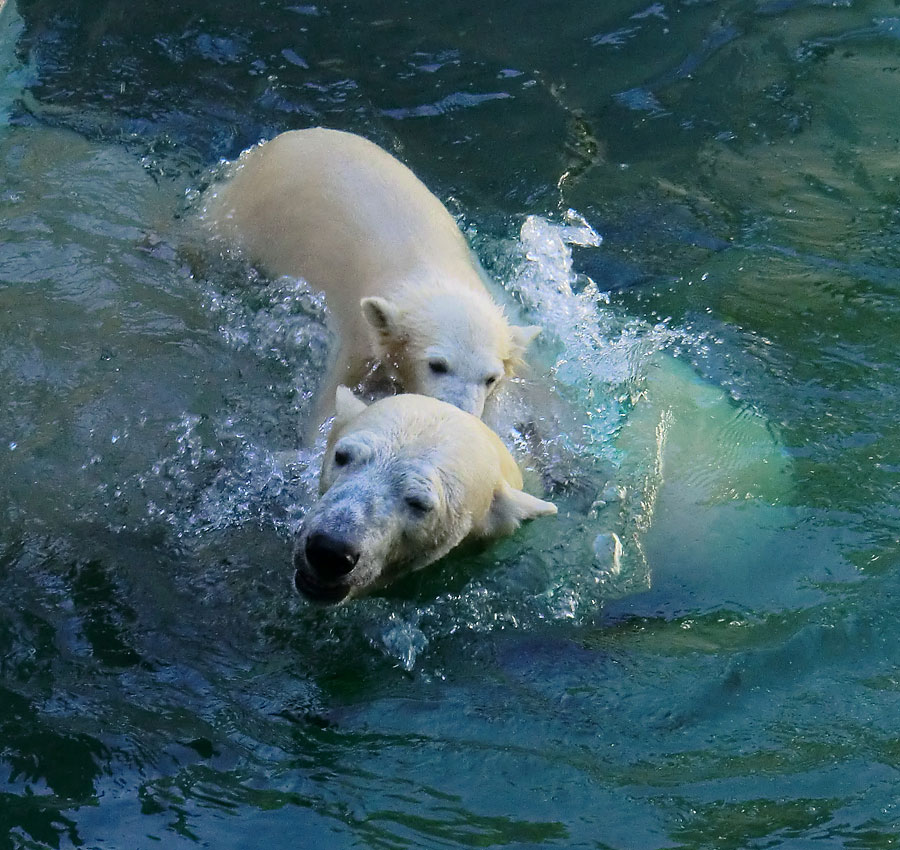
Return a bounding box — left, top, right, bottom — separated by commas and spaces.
293, 567, 352, 604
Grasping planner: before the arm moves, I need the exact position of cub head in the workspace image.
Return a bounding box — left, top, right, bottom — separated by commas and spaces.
361, 289, 540, 418
293, 388, 556, 604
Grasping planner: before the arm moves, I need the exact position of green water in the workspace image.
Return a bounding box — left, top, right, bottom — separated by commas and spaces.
1, 0, 899, 847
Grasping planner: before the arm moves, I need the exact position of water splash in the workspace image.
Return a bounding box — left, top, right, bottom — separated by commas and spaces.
103, 269, 333, 541
202, 270, 333, 406
509, 210, 677, 448
379, 613, 428, 671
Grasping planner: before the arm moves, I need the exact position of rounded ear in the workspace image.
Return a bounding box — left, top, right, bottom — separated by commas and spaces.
485, 483, 557, 538
361, 296, 401, 341
509, 325, 541, 356
334, 385, 367, 427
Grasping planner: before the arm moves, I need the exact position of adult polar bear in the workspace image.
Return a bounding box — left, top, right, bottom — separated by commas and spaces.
205, 128, 540, 425
294, 388, 557, 603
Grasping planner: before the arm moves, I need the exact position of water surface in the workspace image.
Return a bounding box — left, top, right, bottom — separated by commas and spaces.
2, 0, 899, 847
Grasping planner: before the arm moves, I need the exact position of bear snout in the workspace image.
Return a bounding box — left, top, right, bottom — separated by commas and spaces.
441, 383, 486, 419
304, 531, 361, 581
293, 532, 357, 604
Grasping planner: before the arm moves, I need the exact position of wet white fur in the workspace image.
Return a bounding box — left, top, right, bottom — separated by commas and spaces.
293, 388, 556, 602
205, 128, 539, 423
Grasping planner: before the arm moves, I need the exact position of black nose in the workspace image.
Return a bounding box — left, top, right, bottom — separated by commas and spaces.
304, 531, 360, 580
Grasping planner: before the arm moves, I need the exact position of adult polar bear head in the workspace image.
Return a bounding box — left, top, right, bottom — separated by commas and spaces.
361, 288, 539, 418
293, 388, 557, 603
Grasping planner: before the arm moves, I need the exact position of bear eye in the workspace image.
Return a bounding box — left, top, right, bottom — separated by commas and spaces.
429, 359, 449, 375
485, 374, 500, 388
405, 494, 434, 514
334, 448, 351, 467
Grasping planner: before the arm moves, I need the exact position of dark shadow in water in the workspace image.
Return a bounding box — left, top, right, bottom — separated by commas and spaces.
0, 683, 104, 848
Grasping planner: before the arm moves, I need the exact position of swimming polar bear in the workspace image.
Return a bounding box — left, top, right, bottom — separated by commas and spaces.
205, 128, 540, 425
293, 388, 557, 603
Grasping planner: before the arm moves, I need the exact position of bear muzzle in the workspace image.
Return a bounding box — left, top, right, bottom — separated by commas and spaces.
293, 531, 361, 604
293, 567, 351, 604
305, 531, 360, 579
441, 384, 487, 419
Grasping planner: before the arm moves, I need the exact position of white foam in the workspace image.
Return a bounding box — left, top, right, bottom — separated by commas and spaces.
509, 210, 677, 446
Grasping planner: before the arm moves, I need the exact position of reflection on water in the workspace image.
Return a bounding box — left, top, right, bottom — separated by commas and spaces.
2, 0, 900, 847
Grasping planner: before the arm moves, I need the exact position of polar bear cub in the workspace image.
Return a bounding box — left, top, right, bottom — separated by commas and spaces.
206, 128, 540, 421
293, 388, 557, 603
